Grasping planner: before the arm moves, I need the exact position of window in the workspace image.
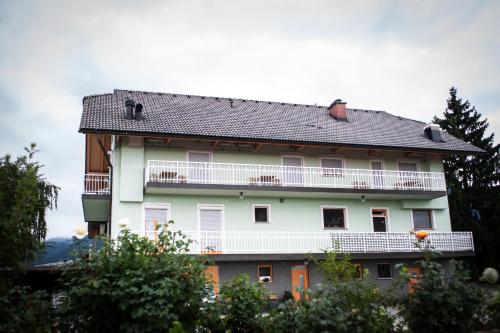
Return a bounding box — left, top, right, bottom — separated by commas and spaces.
145, 206, 169, 240
371, 208, 388, 232
321, 157, 344, 177
322, 207, 347, 229
397, 161, 418, 172
253, 205, 271, 223
412, 209, 433, 230
377, 263, 392, 279
258, 265, 272, 283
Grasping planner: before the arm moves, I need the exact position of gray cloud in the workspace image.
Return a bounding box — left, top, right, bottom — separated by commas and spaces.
0, 0, 498, 237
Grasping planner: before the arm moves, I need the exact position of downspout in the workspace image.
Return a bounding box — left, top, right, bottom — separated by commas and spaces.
97, 133, 113, 237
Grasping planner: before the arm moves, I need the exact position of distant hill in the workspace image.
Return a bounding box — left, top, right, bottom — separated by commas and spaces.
32, 236, 100, 266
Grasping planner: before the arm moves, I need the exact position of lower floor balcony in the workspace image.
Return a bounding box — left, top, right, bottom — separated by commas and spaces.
140, 231, 474, 255
82, 173, 111, 223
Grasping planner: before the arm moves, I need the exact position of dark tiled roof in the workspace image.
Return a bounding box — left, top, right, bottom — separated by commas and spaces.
79, 89, 483, 153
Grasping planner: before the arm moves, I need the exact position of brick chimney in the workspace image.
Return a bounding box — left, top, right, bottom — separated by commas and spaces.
328, 99, 347, 121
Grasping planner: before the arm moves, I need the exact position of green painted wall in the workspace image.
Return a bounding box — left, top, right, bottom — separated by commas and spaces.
111, 193, 451, 236
119, 143, 144, 202
144, 146, 443, 172
110, 144, 451, 237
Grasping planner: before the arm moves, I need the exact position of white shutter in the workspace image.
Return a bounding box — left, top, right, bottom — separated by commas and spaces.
282, 157, 302, 167
398, 162, 418, 172
200, 209, 222, 232
188, 152, 211, 162
145, 208, 168, 222
321, 158, 343, 169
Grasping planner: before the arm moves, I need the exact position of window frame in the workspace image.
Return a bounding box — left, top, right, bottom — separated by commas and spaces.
258, 264, 273, 283
376, 263, 393, 280
319, 156, 345, 177
280, 154, 305, 166
142, 202, 171, 238
369, 159, 385, 170
252, 204, 271, 223
186, 150, 213, 163
411, 209, 435, 230
321, 205, 349, 230
396, 159, 420, 172
370, 207, 390, 232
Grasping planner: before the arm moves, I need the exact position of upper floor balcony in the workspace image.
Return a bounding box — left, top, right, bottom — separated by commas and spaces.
145, 160, 447, 199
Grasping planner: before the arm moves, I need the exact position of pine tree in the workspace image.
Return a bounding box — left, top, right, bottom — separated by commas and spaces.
433, 87, 500, 272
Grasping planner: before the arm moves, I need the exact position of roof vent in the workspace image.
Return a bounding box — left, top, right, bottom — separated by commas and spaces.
424, 124, 442, 142
125, 99, 136, 120
135, 103, 144, 121
328, 99, 347, 121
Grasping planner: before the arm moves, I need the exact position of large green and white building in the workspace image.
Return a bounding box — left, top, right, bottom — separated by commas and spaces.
80, 89, 482, 298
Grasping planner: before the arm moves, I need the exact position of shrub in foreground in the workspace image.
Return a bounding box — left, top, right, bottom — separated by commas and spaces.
268, 251, 394, 333
58, 227, 209, 332
0, 286, 56, 333
201, 274, 269, 333
397, 259, 483, 333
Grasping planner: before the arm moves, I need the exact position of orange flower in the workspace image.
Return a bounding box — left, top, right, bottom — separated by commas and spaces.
415, 230, 428, 239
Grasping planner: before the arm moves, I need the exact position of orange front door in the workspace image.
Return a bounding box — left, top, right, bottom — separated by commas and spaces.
291, 265, 309, 301
204, 265, 220, 294
407, 266, 422, 291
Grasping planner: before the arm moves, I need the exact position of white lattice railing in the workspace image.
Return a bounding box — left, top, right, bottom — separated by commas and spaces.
83, 173, 110, 194
140, 231, 473, 254
146, 160, 446, 192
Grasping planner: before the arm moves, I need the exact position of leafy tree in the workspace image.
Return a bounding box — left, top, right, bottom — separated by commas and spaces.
0, 144, 59, 285
58, 227, 210, 332
433, 87, 500, 272
309, 250, 362, 284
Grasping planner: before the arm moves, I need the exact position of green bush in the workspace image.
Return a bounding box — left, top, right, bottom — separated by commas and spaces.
203, 274, 269, 333
268, 281, 393, 333
486, 291, 500, 328
310, 250, 361, 283
58, 227, 209, 332
397, 260, 484, 333
268, 251, 393, 333
266, 299, 299, 333
0, 286, 56, 333
295, 281, 393, 333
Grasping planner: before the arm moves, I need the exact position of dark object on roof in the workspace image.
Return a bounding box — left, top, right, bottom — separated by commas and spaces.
79, 89, 484, 154
125, 99, 135, 120
424, 124, 442, 143
135, 103, 144, 121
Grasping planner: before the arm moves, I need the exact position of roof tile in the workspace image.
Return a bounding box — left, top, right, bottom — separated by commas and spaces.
79, 89, 483, 153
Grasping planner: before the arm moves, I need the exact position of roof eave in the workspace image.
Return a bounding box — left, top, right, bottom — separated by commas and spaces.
79, 128, 485, 155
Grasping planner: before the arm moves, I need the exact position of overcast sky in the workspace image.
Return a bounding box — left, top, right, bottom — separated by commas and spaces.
0, 0, 499, 238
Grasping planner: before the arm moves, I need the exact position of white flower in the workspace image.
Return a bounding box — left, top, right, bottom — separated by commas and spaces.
73, 225, 86, 237
117, 217, 130, 229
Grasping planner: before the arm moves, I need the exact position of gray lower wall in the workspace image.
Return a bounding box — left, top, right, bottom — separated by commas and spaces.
215, 258, 454, 297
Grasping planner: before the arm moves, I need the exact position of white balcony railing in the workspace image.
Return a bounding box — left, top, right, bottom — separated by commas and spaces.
146, 160, 446, 192
83, 173, 110, 194
141, 231, 474, 254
